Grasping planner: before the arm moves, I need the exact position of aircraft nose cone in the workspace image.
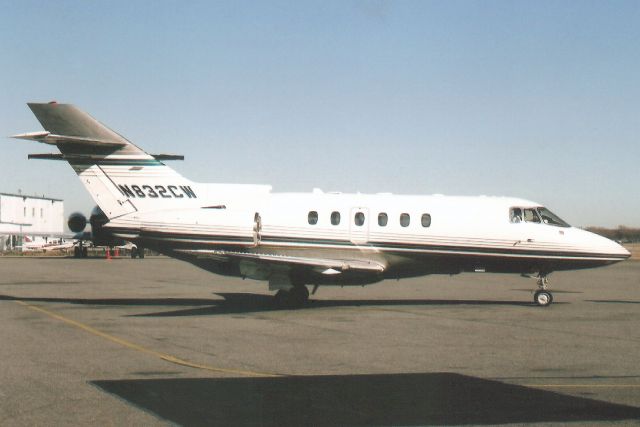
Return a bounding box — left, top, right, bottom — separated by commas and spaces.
603, 236, 631, 258
589, 231, 631, 259
618, 244, 632, 259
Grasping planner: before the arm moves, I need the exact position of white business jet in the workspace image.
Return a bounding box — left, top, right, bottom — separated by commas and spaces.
12, 102, 630, 307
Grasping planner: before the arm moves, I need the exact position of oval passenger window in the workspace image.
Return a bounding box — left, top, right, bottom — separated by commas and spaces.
308, 211, 318, 225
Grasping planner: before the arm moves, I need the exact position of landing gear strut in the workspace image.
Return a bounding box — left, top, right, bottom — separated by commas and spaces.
131, 246, 145, 259
533, 274, 553, 307
274, 285, 310, 308
73, 243, 88, 258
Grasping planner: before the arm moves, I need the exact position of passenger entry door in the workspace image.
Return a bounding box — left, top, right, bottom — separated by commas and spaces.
349, 207, 370, 245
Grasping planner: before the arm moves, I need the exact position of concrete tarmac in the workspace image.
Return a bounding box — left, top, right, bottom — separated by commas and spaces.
0, 257, 639, 426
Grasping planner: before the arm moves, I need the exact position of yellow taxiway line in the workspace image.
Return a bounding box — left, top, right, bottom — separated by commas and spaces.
14, 300, 281, 378
15, 299, 640, 388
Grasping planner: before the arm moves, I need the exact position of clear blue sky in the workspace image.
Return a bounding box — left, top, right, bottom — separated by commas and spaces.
1, 1, 638, 227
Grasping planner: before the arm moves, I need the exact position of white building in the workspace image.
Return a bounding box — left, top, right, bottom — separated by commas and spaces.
0, 192, 64, 250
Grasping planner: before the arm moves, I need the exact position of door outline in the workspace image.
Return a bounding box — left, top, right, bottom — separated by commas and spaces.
253, 212, 262, 246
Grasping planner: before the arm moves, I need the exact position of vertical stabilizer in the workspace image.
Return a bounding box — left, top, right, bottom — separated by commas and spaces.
15, 103, 200, 218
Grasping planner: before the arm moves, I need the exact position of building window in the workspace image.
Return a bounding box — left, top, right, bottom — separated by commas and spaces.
308, 211, 318, 225
354, 212, 365, 226
421, 213, 431, 227
378, 213, 388, 226
400, 213, 410, 227
331, 211, 341, 225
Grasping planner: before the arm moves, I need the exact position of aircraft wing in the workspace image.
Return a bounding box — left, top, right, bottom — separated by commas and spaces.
174, 249, 385, 274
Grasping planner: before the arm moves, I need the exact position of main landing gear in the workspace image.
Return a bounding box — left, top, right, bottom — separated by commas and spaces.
130, 246, 144, 259
73, 244, 88, 258
274, 285, 310, 308
533, 274, 553, 307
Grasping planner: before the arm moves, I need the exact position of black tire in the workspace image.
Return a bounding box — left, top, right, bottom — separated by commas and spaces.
138, 249, 145, 259
131, 247, 138, 259
274, 290, 289, 307
74, 246, 80, 258
290, 285, 310, 306
82, 247, 88, 258
534, 290, 553, 307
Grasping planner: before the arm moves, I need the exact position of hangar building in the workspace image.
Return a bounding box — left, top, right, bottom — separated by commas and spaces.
0, 192, 64, 250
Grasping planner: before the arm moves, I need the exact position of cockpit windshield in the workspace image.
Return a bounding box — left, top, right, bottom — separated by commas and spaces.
537, 207, 570, 227
510, 206, 570, 227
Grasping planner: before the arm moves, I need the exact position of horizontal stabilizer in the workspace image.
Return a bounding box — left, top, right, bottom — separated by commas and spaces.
28, 153, 64, 160
12, 131, 126, 147
150, 154, 184, 161
28, 152, 184, 161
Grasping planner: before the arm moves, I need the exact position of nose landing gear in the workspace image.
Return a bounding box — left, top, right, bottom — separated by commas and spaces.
533, 274, 553, 307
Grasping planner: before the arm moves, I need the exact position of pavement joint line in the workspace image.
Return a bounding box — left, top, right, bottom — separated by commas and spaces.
14, 300, 281, 378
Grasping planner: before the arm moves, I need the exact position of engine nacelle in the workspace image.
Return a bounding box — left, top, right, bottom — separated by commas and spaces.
67, 212, 87, 232
67, 206, 126, 247
89, 206, 125, 247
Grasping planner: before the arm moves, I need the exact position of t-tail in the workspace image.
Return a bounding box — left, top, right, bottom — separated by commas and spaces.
12, 102, 201, 219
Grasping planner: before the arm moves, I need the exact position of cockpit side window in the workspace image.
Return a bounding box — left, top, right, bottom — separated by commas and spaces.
510, 208, 522, 223
523, 208, 541, 223
537, 207, 570, 227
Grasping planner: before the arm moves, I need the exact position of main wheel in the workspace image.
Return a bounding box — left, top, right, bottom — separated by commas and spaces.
289, 285, 310, 306
534, 290, 553, 307
274, 290, 289, 307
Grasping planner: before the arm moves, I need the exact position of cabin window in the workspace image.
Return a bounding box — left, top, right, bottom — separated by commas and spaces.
331, 211, 341, 225
510, 208, 522, 223
378, 212, 388, 226
400, 213, 410, 227
32, 208, 35, 217
523, 208, 541, 223
308, 211, 318, 225
354, 212, 365, 226
23, 207, 26, 217
40, 208, 44, 218
421, 213, 431, 227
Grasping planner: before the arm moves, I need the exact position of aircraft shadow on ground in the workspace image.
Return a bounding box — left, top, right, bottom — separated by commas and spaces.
587, 299, 640, 304
0, 294, 218, 307
91, 372, 640, 426
0, 292, 546, 317
0, 280, 85, 286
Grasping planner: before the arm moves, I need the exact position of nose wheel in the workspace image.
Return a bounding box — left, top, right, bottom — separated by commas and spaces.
534, 274, 553, 307
534, 290, 553, 307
